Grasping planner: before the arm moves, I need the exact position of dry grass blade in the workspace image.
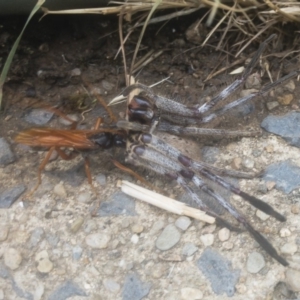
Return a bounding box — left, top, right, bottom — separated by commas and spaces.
0, 0, 45, 109
119, 180, 215, 224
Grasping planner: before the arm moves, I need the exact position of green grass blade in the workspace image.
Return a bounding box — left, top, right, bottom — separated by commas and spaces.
0, 0, 45, 110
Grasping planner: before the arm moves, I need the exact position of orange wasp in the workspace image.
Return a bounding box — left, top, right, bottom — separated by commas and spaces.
14, 80, 130, 201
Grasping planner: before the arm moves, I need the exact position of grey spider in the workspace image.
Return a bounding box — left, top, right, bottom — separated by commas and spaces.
118, 34, 300, 266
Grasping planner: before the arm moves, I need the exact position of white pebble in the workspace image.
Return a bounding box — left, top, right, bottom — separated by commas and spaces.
280, 228, 291, 237
200, 234, 214, 246
37, 257, 53, 273
131, 224, 144, 234
77, 191, 92, 204
222, 241, 234, 250
218, 228, 230, 241
256, 210, 270, 221
85, 233, 111, 249
53, 183, 67, 197
4, 248, 22, 270
181, 287, 203, 300
131, 234, 139, 244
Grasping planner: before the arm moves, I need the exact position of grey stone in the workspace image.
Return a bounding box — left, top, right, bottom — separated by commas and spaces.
182, 243, 198, 256
98, 192, 136, 216
197, 248, 240, 297
263, 160, 300, 193
28, 227, 45, 248
201, 147, 220, 164
246, 252, 265, 273
72, 246, 83, 261
103, 279, 120, 293
122, 273, 151, 300
0, 138, 15, 166
175, 216, 192, 231
155, 224, 181, 251
45, 232, 60, 247
48, 280, 87, 300
261, 112, 300, 147
0, 185, 26, 208
23, 108, 54, 125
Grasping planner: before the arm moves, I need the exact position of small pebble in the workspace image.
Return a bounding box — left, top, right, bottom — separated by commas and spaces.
95, 173, 106, 186
155, 224, 181, 251
181, 287, 203, 300
77, 191, 92, 204
218, 228, 230, 242
103, 279, 120, 293
222, 241, 234, 250
280, 243, 297, 255
291, 204, 299, 214
231, 157, 242, 170
35, 250, 53, 273
284, 80, 295, 92
48, 280, 87, 299
37, 257, 53, 273
245, 72, 261, 89
200, 234, 214, 246
70, 217, 84, 233
266, 181, 276, 191
277, 94, 293, 105
85, 233, 111, 249
201, 224, 216, 234
24, 108, 54, 125
266, 101, 279, 110
242, 158, 255, 169
235, 283, 247, 294
246, 252, 265, 273
29, 227, 45, 247
256, 210, 270, 221
182, 243, 198, 256
175, 216, 192, 231
122, 273, 151, 300
0, 185, 26, 208
264, 144, 274, 153
285, 269, 300, 292
53, 183, 67, 198
280, 228, 291, 237
0, 138, 16, 166
70, 68, 81, 77
4, 248, 22, 270
121, 219, 131, 228
150, 220, 165, 234
131, 234, 139, 244
72, 245, 83, 260
131, 224, 144, 234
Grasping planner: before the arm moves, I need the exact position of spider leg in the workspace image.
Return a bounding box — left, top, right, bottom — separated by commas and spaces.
129, 138, 287, 265
123, 34, 285, 122
140, 133, 285, 221
196, 34, 277, 114
126, 153, 242, 232
202, 70, 300, 123
157, 121, 261, 137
